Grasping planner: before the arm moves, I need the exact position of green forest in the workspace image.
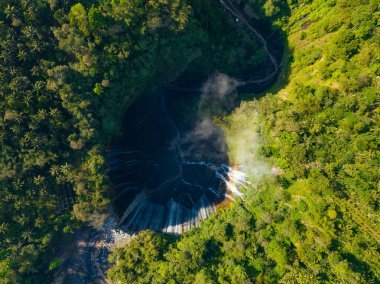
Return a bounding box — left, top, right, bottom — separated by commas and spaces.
0, 0, 379, 283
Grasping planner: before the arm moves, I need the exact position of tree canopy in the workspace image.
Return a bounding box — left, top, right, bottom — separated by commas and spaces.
108, 0, 380, 283
1, 0, 378, 282
0, 0, 267, 281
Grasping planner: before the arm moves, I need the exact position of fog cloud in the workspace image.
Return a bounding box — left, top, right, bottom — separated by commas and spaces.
200, 73, 240, 107
223, 106, 273, 183
179, 72, 272, 184
180, 118, 227, 162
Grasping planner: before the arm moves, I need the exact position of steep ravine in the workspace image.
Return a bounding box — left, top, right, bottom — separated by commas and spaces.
108, 0, 282, 235
53, 1, 283, 282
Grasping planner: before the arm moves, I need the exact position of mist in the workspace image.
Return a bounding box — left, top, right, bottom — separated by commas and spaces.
181, 72, 272, 183
180, 118, 227, 161
223, 105, 273, 183
200, 72, 240, 110
179, 73, 239, 161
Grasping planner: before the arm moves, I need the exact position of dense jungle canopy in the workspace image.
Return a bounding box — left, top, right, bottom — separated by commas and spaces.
0, 0, 379, 283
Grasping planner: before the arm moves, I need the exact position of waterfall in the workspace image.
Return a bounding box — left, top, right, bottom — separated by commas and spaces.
110, 149, 253, 234
107, 91, 255, 234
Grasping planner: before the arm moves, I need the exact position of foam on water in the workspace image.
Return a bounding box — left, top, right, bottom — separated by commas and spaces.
107, 90, 254, 234
108, 147, 252, 234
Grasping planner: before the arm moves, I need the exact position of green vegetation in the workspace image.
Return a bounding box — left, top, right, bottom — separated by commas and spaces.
0, 0, 196, 281
108, 0, 380, 283
0, 0, 266, 282
1, 0, 378, 282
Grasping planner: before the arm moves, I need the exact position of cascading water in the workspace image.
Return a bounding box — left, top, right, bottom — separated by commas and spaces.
106, 87, 253, 234
52, 2, 283, 282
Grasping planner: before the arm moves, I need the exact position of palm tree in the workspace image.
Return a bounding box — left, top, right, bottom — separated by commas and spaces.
23, 92, 33, 108
33, 175, 45, 186
5, 5, 17, 19
17, 49, 27, 62
21, 229, 33, 242
0, 223, 9, 235
30, 41, 42, 53
22, 25, 36, 40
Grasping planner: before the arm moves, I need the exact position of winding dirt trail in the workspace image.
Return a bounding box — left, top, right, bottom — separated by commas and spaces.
167, 0, 281, 92
219, 0, 279, 85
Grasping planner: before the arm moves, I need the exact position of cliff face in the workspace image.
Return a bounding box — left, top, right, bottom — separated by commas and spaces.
2, 0, 378, 282
108, 0, 380, 282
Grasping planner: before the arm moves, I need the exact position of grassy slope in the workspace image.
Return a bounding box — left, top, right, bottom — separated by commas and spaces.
226, 0, 380, 281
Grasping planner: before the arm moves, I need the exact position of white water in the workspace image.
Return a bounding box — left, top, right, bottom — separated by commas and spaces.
111, 155, 253, 234
108, 93, 254, 234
